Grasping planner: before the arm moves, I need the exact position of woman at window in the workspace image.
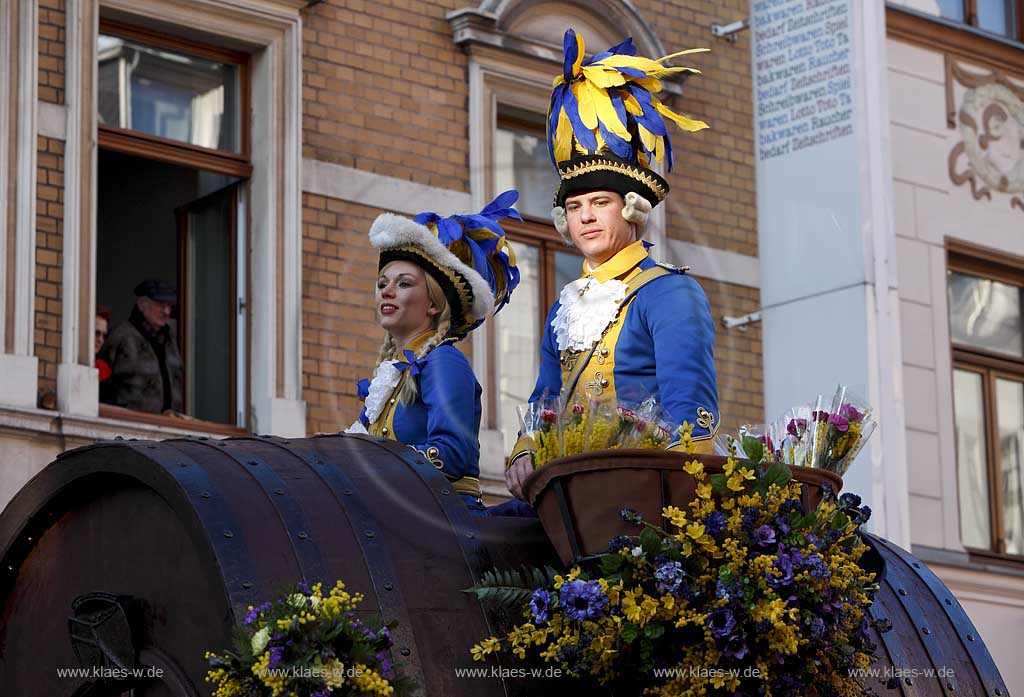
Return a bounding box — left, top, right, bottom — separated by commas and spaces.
347, 191, 521, 516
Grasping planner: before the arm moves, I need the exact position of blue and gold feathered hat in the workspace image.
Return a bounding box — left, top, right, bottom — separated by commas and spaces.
369, 191, 521, 338
548, 29, 708, 215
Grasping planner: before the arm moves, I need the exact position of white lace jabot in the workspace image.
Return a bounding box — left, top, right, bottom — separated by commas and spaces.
344, 360, 404, 433
551, 277, 628, 352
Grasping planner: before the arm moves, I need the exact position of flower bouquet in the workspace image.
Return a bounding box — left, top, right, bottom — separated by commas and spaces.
716, 385, 877, 476
468, 453, 884, 696
205, 580, 409, 697
518, 396, 563, 467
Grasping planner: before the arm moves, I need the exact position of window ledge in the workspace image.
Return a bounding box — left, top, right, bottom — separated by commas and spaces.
0, 403, 245, 443
912, 544, 1024, 578
887, 4, 1024, 74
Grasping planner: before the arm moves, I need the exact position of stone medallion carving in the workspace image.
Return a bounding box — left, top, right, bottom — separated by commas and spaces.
947, 61, 1024, 213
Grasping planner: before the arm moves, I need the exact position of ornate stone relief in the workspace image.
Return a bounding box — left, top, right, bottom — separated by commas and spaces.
946, 59, 1024, 213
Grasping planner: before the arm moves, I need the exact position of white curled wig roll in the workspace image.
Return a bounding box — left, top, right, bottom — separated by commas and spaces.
550, 192, 652, 247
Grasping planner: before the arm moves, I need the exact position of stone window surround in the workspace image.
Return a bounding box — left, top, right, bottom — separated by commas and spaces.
0, 0, 308, 438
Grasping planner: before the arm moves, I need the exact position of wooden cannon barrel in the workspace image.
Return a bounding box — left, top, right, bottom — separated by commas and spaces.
0, 434, 558, 697
0, 439, 1011, 697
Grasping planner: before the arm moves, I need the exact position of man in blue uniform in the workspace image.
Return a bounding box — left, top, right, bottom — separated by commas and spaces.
504, 30, 719, 500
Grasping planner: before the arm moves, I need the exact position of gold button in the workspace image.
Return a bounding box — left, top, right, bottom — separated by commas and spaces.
382, 427, 389, 435
389, 398, 396, 405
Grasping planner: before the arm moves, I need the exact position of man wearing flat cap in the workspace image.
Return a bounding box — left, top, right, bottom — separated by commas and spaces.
99, 279, 184, 414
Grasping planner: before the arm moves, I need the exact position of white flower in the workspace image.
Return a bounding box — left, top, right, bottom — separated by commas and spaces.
251, 626, 271, 655
288, 593, 306, 609
631, 546, 644, 558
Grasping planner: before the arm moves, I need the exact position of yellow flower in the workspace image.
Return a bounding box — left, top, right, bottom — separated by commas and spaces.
686, 522, 706, 540
696, 482, 712, 499
470, 636, 501, 661
663, 505, 688, 528
683, 459, 704, 476
726, 473, 746, 491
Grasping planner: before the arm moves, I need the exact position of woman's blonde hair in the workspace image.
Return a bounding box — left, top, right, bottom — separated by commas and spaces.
376, 261, 452, 404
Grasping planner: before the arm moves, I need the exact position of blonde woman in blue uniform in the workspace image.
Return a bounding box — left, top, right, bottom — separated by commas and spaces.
503, 31, 720, 502
348, 192, 521, 516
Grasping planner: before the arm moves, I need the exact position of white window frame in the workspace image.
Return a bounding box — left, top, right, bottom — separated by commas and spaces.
52, 0, 307, 435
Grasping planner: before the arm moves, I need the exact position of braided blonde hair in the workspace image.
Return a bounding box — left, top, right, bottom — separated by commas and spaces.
376, 263, 453, 404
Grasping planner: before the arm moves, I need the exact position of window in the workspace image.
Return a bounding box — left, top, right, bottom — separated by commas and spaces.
937, 0, 1024, 41
95, 20, 250, 429
948, 246, 1024, 559
491, 110, 582, 451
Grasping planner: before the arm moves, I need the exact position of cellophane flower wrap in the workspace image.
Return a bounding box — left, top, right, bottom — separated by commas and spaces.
205, 580, 409, 697
715, 385, 877, 476
519, 396, 563, 467
469, 435, 884, 696
559, 398, 589, 457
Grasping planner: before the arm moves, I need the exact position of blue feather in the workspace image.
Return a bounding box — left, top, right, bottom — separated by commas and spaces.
436, 218, 463, 245
547, 85, 567, 164
616, 66, 647, 78
562, 29, 579, 80
562, 87, 597, 152
599, 120, 632, 159
483, 190, 520, 213
414, 211, 439, 226
586, 37, 637, 65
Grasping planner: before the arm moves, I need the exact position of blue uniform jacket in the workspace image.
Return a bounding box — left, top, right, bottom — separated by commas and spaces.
359, 342, 484, 511
529, 247, 719, 446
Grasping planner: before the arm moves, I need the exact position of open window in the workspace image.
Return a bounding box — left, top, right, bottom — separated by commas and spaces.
94, 21, 250, 430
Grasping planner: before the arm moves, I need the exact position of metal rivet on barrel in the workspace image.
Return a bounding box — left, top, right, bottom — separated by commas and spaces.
314, 460, 324, 466
922, 627, 931, 635
441, 488, 451, 496
913, 562, 921, 568
945, 598, 953, 605
905, 677, 913, 686
201, 491, 211, 498
343, 488, 353, 496
400, 648, 410, 657
383, 582, 394, 591
947, 681, 955, 690
967, 634, 975, 642
298, 532, 308, 540
199, 436, 209, 441
466, 532, 475, 540
242, 582, 253, 590
898, 588, 907, 596
223, 530, 234, 538
178, 462, 187, 468
248, 460, 259, 466
995, 690, 1003, 696
273, 488, 285, 495
365, 530, 376, 539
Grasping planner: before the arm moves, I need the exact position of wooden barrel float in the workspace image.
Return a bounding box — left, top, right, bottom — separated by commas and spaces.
0, 434, 558, 697
0, 438, 1011, 696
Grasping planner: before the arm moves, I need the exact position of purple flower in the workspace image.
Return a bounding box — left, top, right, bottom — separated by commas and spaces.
810, 616, 826, 640
839, 492, 861, 509
740, 507, 760, 534
619, 508, 643, 525
654, 561, 686, 595
607, 535, 632, 554
559, 580, 608, 621
773, 513, 791, 536
703, 511, 726, 537
243, 602, 271, 626
376, 651, 393, 679
379, 626, 393, 647
530, 589, 551, 624
707, 608, 737, 639
768, 554, 794, 588
753, 524, 776, 548
828, 413, 850, 432
267, 645, 284, 670
310, 690, 331, 697
724, 636, 748, 659
804, 553, 831, 581
787, 418, 808, 437
839, 403, 863, 423
296, 581, 311, 594
715, 577, 740, 600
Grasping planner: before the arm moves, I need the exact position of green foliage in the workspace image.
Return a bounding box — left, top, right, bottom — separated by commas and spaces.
464, 566, 560, 606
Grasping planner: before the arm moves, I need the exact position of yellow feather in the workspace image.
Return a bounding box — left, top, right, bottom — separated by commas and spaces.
552, 75, 566, 88
574, 82, 598, 130
653, 100, 709, 132
656, 48, 711, 63
594, 130, 607, 152
592, 89, 630, 140
638, 124, 657, 152
633, 76, 663, 93
571, 33, 585, 77
654, 137, 665, 163
622, 93, 643, 116
554, 108, 573, 162
581, 65, 627, 89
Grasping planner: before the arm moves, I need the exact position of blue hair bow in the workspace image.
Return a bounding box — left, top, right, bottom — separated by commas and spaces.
393, 350, 423, 376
